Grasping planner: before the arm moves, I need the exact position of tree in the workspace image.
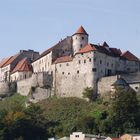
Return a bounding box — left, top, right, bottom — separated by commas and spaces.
82, 87, 96, 101
108, 87, 140, 134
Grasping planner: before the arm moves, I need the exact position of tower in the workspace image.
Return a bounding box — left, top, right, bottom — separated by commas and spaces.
72, 26, 88, 55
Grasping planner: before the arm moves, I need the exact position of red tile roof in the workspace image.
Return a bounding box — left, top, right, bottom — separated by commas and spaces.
76, 44, 96, 54
54, 56, 73, 64
0, 57, 12, 68
121, 51, 139, 61
12, 58, 32, 74
73, 26, 88, 35
1, 54, 20, 68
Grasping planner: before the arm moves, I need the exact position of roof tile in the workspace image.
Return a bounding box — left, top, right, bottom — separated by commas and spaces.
73, 26, 88, 35
121, 51, 139, 61
54, 56, 73, 64
76, 44, 96, 54
12, 58, 32, 73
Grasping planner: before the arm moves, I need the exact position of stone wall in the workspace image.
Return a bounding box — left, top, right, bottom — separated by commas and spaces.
98, 75, 118, 98
53, 52, 95, 98
17, 72, 53, 96
0, 81, 16, 97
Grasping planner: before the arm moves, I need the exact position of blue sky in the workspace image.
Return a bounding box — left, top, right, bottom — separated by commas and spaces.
0, 0, 140, 59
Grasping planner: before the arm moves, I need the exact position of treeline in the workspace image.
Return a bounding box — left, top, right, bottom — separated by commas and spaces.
0, 87, 140, 140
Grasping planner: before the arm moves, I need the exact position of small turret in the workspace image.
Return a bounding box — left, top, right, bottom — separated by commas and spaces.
72, 26, 88, 55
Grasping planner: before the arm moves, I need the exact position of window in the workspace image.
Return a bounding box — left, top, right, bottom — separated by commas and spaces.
80, 44, 82, 48
82, 37, 84, 40
77, 70, 79, 74
66, 63, 69, 66
107, 62, 109, 66
135, 87, 138, 90
60, 64, 61, 67
89, 58, 91, 62
94, 58, 96, 62
62, 72, 64, 75
100, 60, 102, 64
75, 135, 79, 138
111, 64, 113, 67
92, 68, 97, 72
75, 37, 77, 39
78, 60, 81, 64
68, 72, 70, 75
84, 60, 86, 63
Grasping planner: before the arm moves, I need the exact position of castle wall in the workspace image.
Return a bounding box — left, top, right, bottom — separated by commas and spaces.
0, 81, 10, 96
10, 71, 32, 81
124, 60, 139, 73
17, 72, 52, 96
53, 52, 94, 97
32, 52, 52, 73
17, 75, 38, 96
52, 36, 72, 60
0, 81, 16, 97
93, 51, 117, 79
98, 76, 118, 98
0, 65, 10, 81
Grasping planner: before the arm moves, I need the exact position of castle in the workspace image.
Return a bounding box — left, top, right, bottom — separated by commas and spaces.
0, 26, 140, 99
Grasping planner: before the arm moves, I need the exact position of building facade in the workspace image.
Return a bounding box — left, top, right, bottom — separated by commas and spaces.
0, 26, 140, 98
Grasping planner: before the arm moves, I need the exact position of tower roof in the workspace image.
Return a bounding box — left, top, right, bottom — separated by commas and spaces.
73, 26, 88, 36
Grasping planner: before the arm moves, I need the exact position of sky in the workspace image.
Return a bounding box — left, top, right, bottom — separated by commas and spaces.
0, 0, 140, 59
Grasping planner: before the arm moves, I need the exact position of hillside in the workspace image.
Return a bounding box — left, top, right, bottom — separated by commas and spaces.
0, 88, 139, 139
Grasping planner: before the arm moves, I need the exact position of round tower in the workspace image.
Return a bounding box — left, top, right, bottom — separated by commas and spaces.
72, 26, 88, 55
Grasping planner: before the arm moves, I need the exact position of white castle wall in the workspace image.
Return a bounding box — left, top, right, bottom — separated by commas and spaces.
32, 52, 52, 73
98, 75, 118, 98
0, 81, 10, 96
72, 34, 88, 55
17, 72, 53, 96
53, 52, 95, 97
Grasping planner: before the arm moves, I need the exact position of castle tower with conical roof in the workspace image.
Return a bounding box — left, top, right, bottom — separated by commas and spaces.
72, 26, 88, 55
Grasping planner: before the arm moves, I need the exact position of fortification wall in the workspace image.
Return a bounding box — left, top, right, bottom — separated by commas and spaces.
53, 52, 95, 98
0, 81, 10, 96
17, 72, 53, 96
98, 75, 118, 98
0, 81, 16, 97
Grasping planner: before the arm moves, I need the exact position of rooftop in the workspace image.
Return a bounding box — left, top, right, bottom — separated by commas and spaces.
12, 58, 32, 74
73, 26, 88, 36
121, 51, 139, 61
